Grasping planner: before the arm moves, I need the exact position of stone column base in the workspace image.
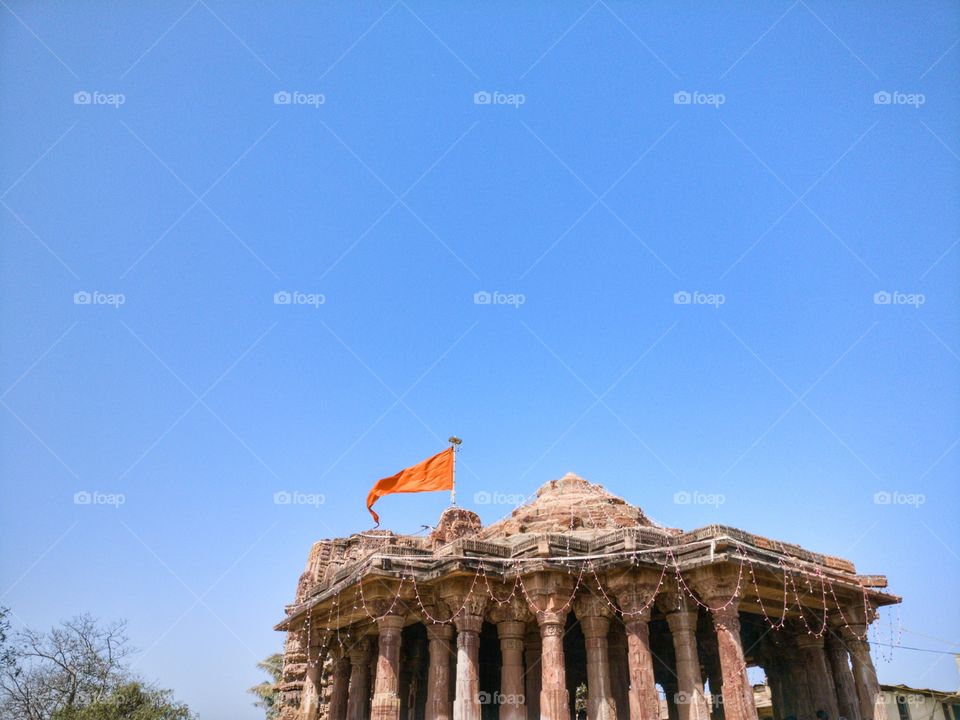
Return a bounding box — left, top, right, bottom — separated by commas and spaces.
453, 696, 480, 720
372, 694, 402, 720
541, 687, 570, 720
588, 696, 617, 720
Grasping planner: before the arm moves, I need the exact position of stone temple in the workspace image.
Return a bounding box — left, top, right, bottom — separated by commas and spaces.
275, 473, 899, 720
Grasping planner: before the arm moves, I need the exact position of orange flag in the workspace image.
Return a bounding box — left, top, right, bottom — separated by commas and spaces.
366, 447, 454, 526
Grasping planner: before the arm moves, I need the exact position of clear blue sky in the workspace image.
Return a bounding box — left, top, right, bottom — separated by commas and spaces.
2, 2, 958, 717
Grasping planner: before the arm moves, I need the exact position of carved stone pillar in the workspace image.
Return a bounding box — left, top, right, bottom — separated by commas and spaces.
524, 573, 576, 720
496, 620, 528, 720
524, 627, 542, 720
425, 624, 454, 720
453, 614, 483, 720
574, 595, 617, 720
662, 601, 710, 720
281, 630, 308, 720
608, 571, 661, 720
689, 570, 757, 720
825, 632, 860, 720
538, 611, 570, 720
796, 635, 839, 720
784, 652, 817, 720
371, 615, 404, 720
762, 656, 787, 720
346, 637, 373, 720
328, 648, 352, 720
489, 595, 532, 720
607, 623, 631, 720
708, 604, 756, 720
699, 623, 724, 720
440, 581, 487, 720
301, 660, 321, 720
843, 624, 887, 720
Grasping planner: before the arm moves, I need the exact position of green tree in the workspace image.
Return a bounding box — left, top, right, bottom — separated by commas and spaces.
51, 681, 194, 720
0, 614, 194, 720
248, 653, 283, 719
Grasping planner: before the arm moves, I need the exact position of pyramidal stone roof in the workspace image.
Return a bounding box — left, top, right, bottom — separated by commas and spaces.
278, 470, 899, 631
479, 472, 664, 539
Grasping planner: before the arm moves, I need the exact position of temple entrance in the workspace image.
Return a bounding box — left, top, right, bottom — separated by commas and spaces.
399, 623, 427, 720
478, 621, 502, 720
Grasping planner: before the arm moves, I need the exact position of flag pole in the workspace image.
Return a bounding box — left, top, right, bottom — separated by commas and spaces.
448, 436, 462, 506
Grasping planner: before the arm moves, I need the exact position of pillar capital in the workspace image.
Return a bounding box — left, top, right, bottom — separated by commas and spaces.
425, 622, 453, 643
794, 633, 826, 651
688, 564, 743, 609
363, 579, 413, 616
495, 619, 527, 641
575, 594, 614, 641
573, 592, 612, 619
656, 586, 697, 616
453, 613, 483, 636
664, 607, 699, 634
486, 593, 533, 626
437, 578, 488, 620
842, 622, 870, 646
376, 614, 405, 632
347, 636, 374, 663
605, 567, 663, 614
524, 572, 575, 629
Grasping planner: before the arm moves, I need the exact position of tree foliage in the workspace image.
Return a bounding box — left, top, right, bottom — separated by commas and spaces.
248, 653, 283, 719
0, 614, 193, 720
51, 682, 194, 720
